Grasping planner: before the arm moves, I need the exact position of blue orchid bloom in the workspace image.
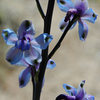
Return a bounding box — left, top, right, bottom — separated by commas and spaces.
57, 0, 97, 41
18, 57, 41, 88
18, 58, 56, 88
2, 20, 53, 65
56, 80, 95, 100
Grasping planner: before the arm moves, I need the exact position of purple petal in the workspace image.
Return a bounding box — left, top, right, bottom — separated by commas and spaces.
63, 84, 77, 96
81, 8, 97, 23
74, 0, 88, 15
56, 94, 75, 100
15, 40, 30, 51
16, 34, 36, 51
76, 80, 85, 100
84, 95, 95, 100
19, 67, 31, 88
78, 20, 88, 41
35, 33, 53, 49
2, 29, 18, 45
24, 46, 42, 65
57, 0, 74, 12
47, 59, 56, 69
18, 20, 35, 39
6, 47, 23, 64
76, 89, 85, 100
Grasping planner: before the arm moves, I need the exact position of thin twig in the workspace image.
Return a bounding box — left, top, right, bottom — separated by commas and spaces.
48, 16, 78, 59
35, 0, 45, 19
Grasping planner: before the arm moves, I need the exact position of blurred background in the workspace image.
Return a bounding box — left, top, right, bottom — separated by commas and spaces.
0, 0, 100, 100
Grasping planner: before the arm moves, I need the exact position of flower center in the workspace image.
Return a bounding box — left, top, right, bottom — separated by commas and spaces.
15, 34, 31, 51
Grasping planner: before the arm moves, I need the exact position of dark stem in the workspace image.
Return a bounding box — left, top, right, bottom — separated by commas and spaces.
31, 66, 36, 100
35, 0, 45, 19
48, 16, 78, 59
32, 77, 36, 100
33, 0, 55, 100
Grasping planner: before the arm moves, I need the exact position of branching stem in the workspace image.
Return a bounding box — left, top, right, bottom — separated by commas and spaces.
32, 0, 55, 100
48, 16, 78, 59
35, 0, 45, 19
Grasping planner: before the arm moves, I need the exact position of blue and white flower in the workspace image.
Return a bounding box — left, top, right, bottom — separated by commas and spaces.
57, 0, 97, 41
56, 80, 94, 100
2, 20, 53, 65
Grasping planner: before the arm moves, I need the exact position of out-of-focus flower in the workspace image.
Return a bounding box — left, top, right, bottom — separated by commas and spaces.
2, 20, 53, 65
18, 58, 40, 88
18, 58, 56, 88
57, 0, 97, 41
56, 80, 94, 100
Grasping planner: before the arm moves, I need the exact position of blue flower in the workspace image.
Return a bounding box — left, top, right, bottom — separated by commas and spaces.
2, 20, 53, 65
57, 0, 97, 41
56, 80, 95, 100
18, 58, 40, 88
18, 58, 56, 88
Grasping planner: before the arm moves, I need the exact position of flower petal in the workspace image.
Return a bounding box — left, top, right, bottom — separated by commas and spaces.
78, 20, 88, 41
31, 38, 41, 48
74, 0, 88, 14
59, 18, 77, 32
57, 0, 74, 12
15, 58, 29, 67
35, 33, 53, 50
63, 84, 77, 96
76, 80, 85, 100
2, 29, 18, 45
18, 20, 35, 39
15, 40, 30, 51
84, 95, 95, 100
76, 89, 85, 100
6, 47, 23, 64
24, 46, 42, 65
56, 94, 75, 100
47, 59, 56, 69
81, 8, 97, 23
19, 67, 31, 88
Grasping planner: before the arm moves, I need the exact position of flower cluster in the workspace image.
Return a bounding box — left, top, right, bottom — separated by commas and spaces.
2, 20, 56, 87
1, 0, 97, 99
57, 0, 97, 41
56, 80, 94, 100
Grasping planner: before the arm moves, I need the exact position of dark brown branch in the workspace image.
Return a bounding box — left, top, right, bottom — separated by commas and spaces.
35, 0, 45, 19
48, 16, 78, 59
33, 0, 55, 100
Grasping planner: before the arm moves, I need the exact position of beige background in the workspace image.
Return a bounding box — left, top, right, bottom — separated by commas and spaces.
0, 0, 100, 100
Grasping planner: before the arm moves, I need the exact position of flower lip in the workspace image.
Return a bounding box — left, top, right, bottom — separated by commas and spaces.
15, 40, 30, 51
